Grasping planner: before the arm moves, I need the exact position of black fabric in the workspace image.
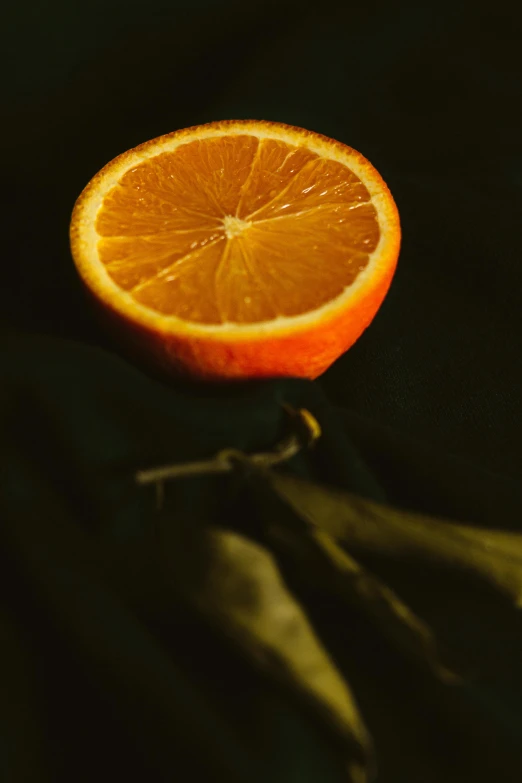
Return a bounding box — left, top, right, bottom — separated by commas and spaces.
2, 1, 522, 780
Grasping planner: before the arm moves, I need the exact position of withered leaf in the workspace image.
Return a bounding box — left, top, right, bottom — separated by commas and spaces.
159, 521, 374, 782
260, 470, 522, 609
266, 518, 458, 683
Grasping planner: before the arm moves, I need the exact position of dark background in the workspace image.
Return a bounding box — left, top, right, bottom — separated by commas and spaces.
2, 0, 521, 478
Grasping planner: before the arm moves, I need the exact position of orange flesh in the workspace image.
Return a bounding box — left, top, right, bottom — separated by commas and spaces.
96, 135, 380, 325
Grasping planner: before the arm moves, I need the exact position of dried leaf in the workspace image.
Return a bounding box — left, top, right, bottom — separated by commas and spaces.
261, 471, 522, 608
159, 522, 374, 782
267, 520, 458, 682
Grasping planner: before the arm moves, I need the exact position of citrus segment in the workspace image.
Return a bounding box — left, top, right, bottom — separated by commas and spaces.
246, 157, 372, 222
132, 237, 228, 323
235, 139, 318, 218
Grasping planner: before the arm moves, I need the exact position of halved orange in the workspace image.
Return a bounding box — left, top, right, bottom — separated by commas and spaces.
70, 120, 400, 381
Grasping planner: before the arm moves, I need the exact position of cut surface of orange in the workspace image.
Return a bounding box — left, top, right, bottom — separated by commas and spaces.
70, 120, 400, 380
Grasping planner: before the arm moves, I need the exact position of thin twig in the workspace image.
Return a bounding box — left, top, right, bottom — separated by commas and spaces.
135, 406, 321, 489
135, 435, 301, 486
